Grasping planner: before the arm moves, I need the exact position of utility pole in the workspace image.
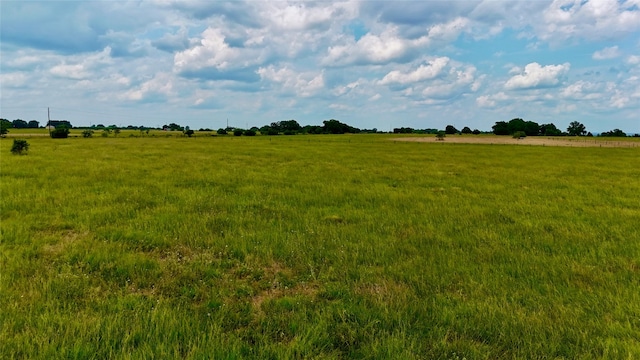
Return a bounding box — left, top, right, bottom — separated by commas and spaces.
47, 107, 51, 137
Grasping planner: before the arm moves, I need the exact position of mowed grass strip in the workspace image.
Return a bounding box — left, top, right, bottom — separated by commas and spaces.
1, 135, 639, 359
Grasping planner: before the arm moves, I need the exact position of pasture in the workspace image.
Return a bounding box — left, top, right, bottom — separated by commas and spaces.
1, 134, 639, 359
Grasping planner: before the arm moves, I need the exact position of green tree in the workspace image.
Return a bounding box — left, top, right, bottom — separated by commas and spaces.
524, 121, 539, 136
323, 119, 359, 134
567, 121, 587, 136
184, 126, 194, 137
435, 131, 446, 140
50, 125, 70, 138
82, 130, 94, 138
445, 125, 459, 134
11, 139, 30, 155
12, 119, 28, 128
539, 123, 562, 136
217, 128, 228, 135
0, 119, 11, 136
28, 120, 40, 128
461, 126, 472, 134
600, 129, 626, 137
492, 121, 510, 135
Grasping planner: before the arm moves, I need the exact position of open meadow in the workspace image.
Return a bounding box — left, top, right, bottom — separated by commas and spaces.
1, 133, 639, 359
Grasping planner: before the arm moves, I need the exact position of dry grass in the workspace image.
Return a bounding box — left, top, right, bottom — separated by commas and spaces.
394, 135, 640, 147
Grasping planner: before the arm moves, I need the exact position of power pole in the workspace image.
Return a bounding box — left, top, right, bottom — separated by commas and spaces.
47, 107, 51, 137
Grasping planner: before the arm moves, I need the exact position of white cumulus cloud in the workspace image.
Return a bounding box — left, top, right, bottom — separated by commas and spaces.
379, 57, 450, 85
505, 62, 570, 90
592, 46, 620, 60
257, 66, 325, 97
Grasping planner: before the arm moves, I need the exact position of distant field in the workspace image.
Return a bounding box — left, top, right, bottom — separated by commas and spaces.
395, 134, 640, 147
1, 134, 639, 358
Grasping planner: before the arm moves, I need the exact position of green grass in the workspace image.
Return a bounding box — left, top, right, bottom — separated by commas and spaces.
1, 134, 639, 359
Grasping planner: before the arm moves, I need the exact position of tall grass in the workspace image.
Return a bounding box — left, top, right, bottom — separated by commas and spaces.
1, 134, 639, 358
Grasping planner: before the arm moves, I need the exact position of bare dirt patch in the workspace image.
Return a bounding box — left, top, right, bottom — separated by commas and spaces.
393, 136, 639, 148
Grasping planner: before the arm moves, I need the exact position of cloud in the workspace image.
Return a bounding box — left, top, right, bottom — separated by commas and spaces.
627, 55, 640, 65
379, 57, 450, 85
49, 47, 113, 80
173, 28, 266, 81
323, 28, 425, 66
539, 0, 640, 42
0, 72, 29, 88
592, 46, 621, 60
476, 92, 510, 108
257, 66, 325, 97
152, 29, 191, 53
120, 72, 174, 102
505, 62, 570, 90
561, 80, 603, 100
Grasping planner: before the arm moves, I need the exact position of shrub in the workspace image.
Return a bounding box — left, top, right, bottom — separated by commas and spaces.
50, 126, 70, 138
82, 130, 94, 138
11, 139, 29, 155
244, 129, 256, 136
435, 131, 446, 141
217, 128, 228, 135
233, 129, 243, 136
184, 129, 195, 137
513, 131, 526, 139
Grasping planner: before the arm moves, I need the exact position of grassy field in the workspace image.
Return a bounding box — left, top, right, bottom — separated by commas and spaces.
1, 134, 639, 359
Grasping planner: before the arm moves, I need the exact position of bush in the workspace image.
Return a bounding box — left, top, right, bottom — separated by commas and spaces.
435, 131, 446, 141
244, 129, 256, 136
184, 129, 195, 137
11, 139, 30, 155
82, 130, 94, 138
50, 126, 70, 138
513, 131, 526, 139
233, 129, 243, 136
217, 128, 228, 135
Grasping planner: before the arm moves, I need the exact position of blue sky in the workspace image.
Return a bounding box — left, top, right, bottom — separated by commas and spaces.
1, 0, 639, 133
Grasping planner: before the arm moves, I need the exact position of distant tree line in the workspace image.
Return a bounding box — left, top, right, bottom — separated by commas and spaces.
0, 118, 40, 129
1, 117, 637, 138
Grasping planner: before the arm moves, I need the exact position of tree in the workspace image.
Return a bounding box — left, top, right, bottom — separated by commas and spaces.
12, 119, 28, 128
472, 129, 481, 135
163, 123, 184, 131
50, 125, 70, 138
217, 128, 228, 135
28, 120, 39, 128
11, 139, 29, 155
323, 119, 359, 134
539, 123, 562, 136
183, 126, 194, 137
0, 119, 10, 136
567, 121, 587, 136
492, 121, 510, 135
435, 131, 446, 140
445, 125, 458, 134
461, 126, 472, 134
82, 130, 94, 138
600, 129, 626, 137
523, 121, 539, 136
